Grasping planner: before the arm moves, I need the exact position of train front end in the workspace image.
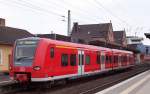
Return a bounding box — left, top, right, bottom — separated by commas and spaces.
9, 37, 40, 82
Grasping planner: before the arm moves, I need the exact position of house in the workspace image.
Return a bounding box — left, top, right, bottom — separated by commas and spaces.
71, 22, 114, 44
37, 33, 71, 42
0, 18, 34, 73
126, 36, 143, 45
145, 33, 150, 39
126, 36, 146, 63
113, 30, 127, 47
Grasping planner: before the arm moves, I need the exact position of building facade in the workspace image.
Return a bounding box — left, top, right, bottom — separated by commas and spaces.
0, 18, 34, 73
71, 22, 114, 44
37, 34, 71, 42
113, 30, 127, 47
126, 36, 143, 45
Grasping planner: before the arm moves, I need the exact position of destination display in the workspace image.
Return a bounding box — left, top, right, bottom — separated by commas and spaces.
17, 40, 38, 45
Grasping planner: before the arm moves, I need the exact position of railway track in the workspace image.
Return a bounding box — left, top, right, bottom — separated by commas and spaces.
1, 63, 150, 94
79, 64, 150, 94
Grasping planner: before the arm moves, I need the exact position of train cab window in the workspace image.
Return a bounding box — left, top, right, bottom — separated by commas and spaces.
61, 54, 68, 66
97, 52, 100, 64
70, 54, 76, 66
85, 55, 90, 65
50, 47, 54, 58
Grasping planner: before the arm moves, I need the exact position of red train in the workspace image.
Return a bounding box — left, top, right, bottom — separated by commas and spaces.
9, 37, 134, 82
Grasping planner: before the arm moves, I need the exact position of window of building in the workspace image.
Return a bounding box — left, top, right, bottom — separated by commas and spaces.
50, 47, 54, 58
96, 52, 100, 64
70, 54, 76, 66
61, 54, 68, 66
85, 55, 90, 65
0, 50, 2, 64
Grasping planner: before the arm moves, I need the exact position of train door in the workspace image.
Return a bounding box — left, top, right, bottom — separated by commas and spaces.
78, 49, 84, 76
101, 52, 105, 70
49, 45, 55, 71
118, 54, 121, 67
127, 55, 129, 65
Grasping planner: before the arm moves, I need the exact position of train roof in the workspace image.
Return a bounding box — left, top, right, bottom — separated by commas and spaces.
16, 37, 133, 54
112, 49, 133, 54
41, 38, 132, 54
42, 38, 111, 51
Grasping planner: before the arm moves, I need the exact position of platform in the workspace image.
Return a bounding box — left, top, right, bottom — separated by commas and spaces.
96, 70, 150, 94
0, 74, 12, 85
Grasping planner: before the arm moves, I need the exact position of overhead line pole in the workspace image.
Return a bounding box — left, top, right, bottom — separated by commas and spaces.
67, 10, 71, 36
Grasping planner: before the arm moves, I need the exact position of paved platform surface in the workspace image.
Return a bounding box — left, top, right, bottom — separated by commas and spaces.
0, 74, 10, 81
0, 74, 11, 85
96, 70, 150, 94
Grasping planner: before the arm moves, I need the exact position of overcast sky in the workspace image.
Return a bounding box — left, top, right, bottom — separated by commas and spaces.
0, 0, 150, 44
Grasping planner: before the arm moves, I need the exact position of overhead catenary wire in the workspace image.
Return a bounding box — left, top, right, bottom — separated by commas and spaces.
1, 0, 145, 35
85, 0, 124, 30
93, 0, 132, 28
1, 0, 129, 27
11, 0, 96, 23
44, 0, 103, 23
43, 0, 97, 23
60, 0, 102, 22
15, 0, 65, 17
0, 0, 66, 21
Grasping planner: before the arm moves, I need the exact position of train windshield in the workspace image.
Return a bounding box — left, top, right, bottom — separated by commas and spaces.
14, 40, 39, 66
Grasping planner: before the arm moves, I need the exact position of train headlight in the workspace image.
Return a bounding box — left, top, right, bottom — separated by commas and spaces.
9, 66, 12, 70
33, 66, 41, 71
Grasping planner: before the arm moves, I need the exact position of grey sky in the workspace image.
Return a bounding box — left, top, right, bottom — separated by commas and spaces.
0, 0, 150, 44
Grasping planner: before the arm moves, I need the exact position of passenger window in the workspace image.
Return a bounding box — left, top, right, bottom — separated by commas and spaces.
106, 55, 109, 63
114, 56, 118, 63
109, 56, 112, 63
118, 56, 121, 63
61, 54, 68, 66
114, 56, 116, 63
116, 56, 118, 63
50, 47, 54, 58
70, 54, 76, 66
97, 52, 100, 64
101, 55, 105, 64
85, 55, 90, 65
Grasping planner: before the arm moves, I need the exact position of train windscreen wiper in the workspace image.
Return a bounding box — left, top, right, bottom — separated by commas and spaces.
16, 56, 33, 61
